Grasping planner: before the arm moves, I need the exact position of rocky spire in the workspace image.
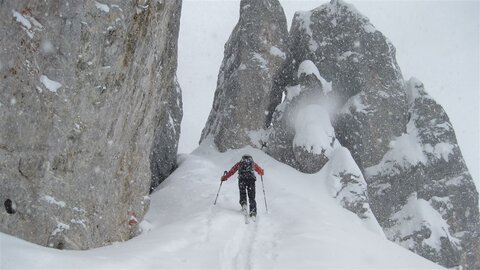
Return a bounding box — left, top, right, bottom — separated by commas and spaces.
200, 0, 289, 152
287, 0, 408, 169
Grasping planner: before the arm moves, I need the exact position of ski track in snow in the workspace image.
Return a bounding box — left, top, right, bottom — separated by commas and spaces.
212, 204, 260, 269
203, 206, 216, 242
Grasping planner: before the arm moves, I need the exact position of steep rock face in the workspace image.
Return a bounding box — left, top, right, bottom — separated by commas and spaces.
0, 0, 182, 249
287, 0, 408, 169
200, 0, 288, 152
269, 0, 478, 268
267, 60, 339, 173
150, 77, 183, 191
365, 78, 479, 269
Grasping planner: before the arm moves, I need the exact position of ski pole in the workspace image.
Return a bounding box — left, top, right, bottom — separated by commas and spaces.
213, 182, 222, 205
214, 171, 227, 205
260, 175, 268, 213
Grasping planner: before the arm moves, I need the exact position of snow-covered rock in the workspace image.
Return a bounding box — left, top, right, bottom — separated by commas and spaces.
0, 0, 183, 249
365, 78, 479, 269
267, 62, 339, 173
320, 146, 384, 236
200, 0, 289, 152
286, 0, 408, 169
267, 1, 478, 268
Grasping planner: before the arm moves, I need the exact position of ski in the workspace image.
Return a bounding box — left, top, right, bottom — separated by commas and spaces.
242, 205, 249, 224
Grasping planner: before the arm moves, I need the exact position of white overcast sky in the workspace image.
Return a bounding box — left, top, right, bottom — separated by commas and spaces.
177, 0, 479, 190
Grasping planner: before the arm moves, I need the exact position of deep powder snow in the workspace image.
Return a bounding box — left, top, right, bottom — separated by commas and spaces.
0, 143, 443, 269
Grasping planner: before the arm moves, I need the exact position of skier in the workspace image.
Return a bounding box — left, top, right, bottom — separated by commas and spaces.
221, 155, 264, 219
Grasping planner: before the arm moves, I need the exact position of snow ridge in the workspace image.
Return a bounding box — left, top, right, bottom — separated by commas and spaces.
0, 145, 441, 269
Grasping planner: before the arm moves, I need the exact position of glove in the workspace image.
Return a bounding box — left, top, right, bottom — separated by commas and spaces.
259, 168, 264, 176
221, 170, 228, 181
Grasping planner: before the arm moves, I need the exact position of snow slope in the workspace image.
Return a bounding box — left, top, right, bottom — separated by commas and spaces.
0, 143, 443, 269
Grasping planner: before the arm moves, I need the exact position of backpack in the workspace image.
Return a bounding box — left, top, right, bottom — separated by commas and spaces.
238, 155, 255, 179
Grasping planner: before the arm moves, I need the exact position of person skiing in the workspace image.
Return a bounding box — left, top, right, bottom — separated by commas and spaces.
221, 154, 264, 218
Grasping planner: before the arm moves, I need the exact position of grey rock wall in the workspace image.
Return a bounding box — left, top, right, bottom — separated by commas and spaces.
150, 77, 183, 192
0, 0, 182, 249
287, 0, 408, 169
200, 0, 288, 152
265, 0, 479, 268
365, 78, 479, 269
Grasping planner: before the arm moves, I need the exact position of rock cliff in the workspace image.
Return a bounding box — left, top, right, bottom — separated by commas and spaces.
365, 78, 479, 269
0, 0, 183, 249
265, 0, 479, 268
287, 0, 408, 169
269, 0, 480, 269
200, 0, 288, 152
